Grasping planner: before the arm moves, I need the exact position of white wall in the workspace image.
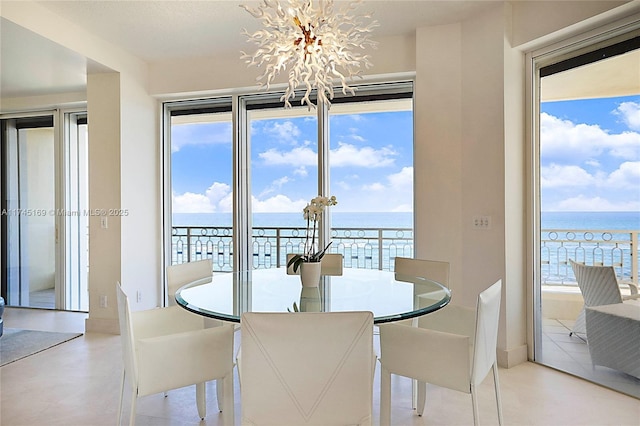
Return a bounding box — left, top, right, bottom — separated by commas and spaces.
86, 72, 122, 331
119, 72, 161, 311
2, 2, 160, 333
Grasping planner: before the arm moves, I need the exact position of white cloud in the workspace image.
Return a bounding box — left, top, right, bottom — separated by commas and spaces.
362, 182, 385, 191
353, 167, 413, 211
171, 122, 231, 153
205, 182, 232, 204
553, 195, 640, 212
541, 164, 595, 188
606, 161, 640, 190
273, 176, 290, 187
331, 143, 397, 167
263, 121, 301, 144
541, 162, 640, 193
251, 194, 307, 213
258, 176, 293, 198
258, 142, 397, 168
540, 112, 640, 161
336, 181, 352, 190
172, 192, 215, 213
259, 145, 317, 166
172, 182, 232, 213
293, 166, 308, 177
615, 101, 640, 131
387, 167, 413, 188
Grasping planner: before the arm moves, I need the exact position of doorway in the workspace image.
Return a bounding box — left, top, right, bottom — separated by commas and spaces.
1, 111, 89, 311
533, 33, 640, 397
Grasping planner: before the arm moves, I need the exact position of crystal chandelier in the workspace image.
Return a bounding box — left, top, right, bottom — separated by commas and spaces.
240, 0, 378, 108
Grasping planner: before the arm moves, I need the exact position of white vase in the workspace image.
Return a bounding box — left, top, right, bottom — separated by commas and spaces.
300, 261, 322, 288
299, 286, 321, 312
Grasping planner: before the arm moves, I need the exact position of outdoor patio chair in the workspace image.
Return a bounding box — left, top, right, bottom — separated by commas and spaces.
569, 259, 640, 336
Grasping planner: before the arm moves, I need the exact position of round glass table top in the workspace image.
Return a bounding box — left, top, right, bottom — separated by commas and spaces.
176, 267, 451, 324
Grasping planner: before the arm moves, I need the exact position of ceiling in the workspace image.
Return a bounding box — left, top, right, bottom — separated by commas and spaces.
35, 0, 502, 63
1, 0, 501, 99
1, 1, 638, 101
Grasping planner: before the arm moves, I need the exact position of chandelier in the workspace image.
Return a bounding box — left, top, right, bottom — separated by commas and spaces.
240, 0, 378, 108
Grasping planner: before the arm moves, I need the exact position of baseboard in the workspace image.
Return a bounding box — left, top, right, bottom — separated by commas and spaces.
497, 344, 528, 368
85, 317, 119, 334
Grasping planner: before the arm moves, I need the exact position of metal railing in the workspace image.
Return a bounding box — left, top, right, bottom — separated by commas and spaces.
171, 225, 413, 272
541, 229, 638, 286
172, 226, 638, 286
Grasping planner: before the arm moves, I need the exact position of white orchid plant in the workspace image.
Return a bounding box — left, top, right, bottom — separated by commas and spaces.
287, 195, 338, 273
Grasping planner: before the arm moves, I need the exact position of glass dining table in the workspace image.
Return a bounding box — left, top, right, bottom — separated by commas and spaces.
175, 267, 451, 324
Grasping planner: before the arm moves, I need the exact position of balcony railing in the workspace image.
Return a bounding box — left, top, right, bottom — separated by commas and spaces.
541, 229, 638, 286
172, 226, 413, 272
172, 226, 638, 286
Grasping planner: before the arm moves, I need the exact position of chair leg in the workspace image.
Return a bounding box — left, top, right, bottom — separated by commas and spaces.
410, 316, 419, 410
196, 382, 206, 420
570, 309, 586, 336
471, 384, 479, 426
117, 370, 125, 426
222, 373, 235, 426
380, 366, 392, 426
416, 380, 426, 416
129, 393, 137, 426
216, 379, 223, 412
493, 363, 504, 426
411, 378, 417, 409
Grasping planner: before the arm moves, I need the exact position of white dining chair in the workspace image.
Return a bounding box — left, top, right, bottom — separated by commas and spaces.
286, 253, 344, 276
116, 282, 235, 426
379, 280, 503, 426
166, 258, 214, 307
240, 311, 375, 425
394, 257, 450, 288
393, 257, 451, 407
166, 259, 227, 406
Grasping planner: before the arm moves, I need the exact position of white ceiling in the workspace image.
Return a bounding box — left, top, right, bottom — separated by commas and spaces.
1, 1, 637, 101
34, 0, 500, 62
1, 0, 500, 99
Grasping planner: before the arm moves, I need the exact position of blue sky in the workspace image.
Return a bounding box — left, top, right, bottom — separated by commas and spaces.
171, 95, 640, 214
171, 106, 413, 214
540, 95, 640, 212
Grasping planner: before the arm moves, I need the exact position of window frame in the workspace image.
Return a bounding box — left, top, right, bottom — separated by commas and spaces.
162, 81, 415, 302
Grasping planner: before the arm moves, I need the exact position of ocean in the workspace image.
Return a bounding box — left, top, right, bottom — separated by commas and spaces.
173, 211, 640, 230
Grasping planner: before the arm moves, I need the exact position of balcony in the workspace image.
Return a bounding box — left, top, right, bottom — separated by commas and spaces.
172, 225, 638, 285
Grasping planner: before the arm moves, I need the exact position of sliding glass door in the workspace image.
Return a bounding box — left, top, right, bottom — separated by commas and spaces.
1, 111, 89, 311
2, 115, 56, 308
533, 32, 640, 397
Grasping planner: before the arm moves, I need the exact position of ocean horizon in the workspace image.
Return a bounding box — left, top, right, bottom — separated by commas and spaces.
173, 211, 640, 230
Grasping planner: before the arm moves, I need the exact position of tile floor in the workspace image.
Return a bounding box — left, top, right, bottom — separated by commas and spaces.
1, 307, 639, 426
539, 318, 640, 399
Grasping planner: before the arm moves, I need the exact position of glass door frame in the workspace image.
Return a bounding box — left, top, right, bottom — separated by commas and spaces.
527, 18, 640, 362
